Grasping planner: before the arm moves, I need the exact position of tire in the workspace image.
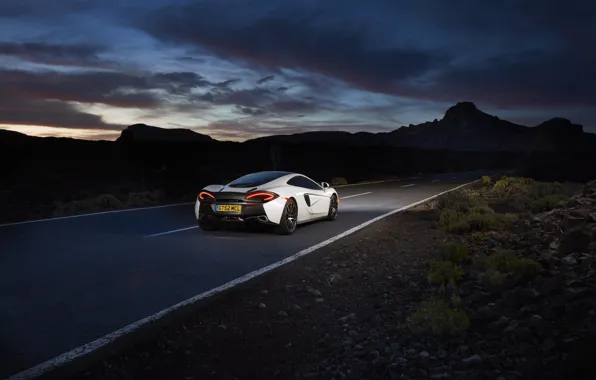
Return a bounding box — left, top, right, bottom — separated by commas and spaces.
326, 194, 338, 221
274, 198, 298, 235
198, 218, 218, 231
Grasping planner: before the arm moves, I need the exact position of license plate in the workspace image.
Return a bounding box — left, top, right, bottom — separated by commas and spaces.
216, 204, 242, 212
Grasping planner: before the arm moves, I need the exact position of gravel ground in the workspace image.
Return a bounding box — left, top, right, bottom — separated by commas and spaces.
59, 179, 596, 380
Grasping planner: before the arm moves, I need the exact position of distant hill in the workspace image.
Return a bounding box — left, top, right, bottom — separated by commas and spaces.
246, 101, 594, 153
2, 102, 594, 153
116, 123, 214, 143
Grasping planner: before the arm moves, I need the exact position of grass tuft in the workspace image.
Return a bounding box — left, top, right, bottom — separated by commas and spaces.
407, 298, 470, 336
427, 260, 464, 286
437, 242, 470, 263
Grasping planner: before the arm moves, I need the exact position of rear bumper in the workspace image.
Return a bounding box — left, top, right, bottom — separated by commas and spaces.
197, 201, 275, 224
195, 191, 286, 224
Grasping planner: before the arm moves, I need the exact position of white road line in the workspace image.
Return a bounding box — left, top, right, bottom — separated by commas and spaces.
401, 184, 416, 188
144, 226, 198, 238
0, 202, 195, 228
340, 191, 372, 199
6, 178, 480, 380
432, 179, 440, 183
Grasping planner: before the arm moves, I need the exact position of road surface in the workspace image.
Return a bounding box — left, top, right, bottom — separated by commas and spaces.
0, 170, 491, 378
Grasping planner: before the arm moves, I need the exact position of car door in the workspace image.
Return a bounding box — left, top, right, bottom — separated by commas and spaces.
288, 176, 330, 219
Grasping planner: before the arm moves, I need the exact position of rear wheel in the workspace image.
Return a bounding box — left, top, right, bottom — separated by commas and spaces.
326, 194, 338, 221
274, 198, 298, 235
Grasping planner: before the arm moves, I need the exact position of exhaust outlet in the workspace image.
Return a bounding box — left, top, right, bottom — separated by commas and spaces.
257, 215, 269, 223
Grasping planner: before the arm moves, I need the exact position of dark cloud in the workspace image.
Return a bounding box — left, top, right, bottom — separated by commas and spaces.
0, 69, 160, 109
235, 105, 267, 116
136, 0, 596, 111
0, 67, 232, 131
0, 68, 220, 109
257, 75, 275, 84
137, 2, 449, 96
149, 72, 213, 94
400, 48, 596, 108
0, 91, 123, 130
214, 78, 241, 88
0, 42, 118, 69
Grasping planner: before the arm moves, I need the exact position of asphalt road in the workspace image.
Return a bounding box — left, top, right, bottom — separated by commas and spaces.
0, 170, 491, 378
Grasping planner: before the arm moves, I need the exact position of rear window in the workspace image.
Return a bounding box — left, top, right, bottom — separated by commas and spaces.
228, 171, 291, 187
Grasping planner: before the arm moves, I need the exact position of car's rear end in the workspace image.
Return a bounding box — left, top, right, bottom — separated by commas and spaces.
195, 189, 286, 230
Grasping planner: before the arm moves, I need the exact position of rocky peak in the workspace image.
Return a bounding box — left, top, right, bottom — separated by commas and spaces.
442, 101, 482, 122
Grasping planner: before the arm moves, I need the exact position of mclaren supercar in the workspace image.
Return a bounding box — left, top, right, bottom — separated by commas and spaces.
195, 171, 339, 235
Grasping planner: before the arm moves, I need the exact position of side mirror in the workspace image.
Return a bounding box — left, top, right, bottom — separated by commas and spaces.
321, 182, 330, 190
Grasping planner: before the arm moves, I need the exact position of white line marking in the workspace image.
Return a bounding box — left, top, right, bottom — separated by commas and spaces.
401, 184, 416, 188
6, 178, 480, 380
143, 226, 198, 238
340, 191, 372, 199
0, 202, 195, 228
432, 179, 440, 183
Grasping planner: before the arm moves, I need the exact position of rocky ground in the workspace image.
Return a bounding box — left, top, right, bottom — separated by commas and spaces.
62, 176, 595, 380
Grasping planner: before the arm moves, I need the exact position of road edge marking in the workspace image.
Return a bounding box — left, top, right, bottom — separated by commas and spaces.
6, 178, 481, 380
143, 225, 199, 238
340, 191, 373, 199
0, 202, 195, 228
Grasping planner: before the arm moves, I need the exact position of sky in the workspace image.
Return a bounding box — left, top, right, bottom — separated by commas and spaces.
0, 0, 595, 141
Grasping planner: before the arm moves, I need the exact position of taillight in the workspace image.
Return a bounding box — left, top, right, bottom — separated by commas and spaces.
245, 191, 278, 202
198, 191, 215, 201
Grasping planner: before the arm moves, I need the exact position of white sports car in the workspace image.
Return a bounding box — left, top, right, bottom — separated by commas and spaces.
195, 171, 339, 235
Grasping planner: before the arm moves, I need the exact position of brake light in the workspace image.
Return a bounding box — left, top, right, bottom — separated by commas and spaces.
245, 191, 278, 202
198, 191, 215, 200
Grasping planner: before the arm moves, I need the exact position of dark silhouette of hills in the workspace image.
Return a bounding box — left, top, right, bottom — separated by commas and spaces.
246, 102, 594, 153
117, 123, 214, 143
1, 101, 595, 224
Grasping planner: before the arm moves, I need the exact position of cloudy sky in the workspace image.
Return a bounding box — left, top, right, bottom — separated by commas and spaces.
1, 0, 594, 141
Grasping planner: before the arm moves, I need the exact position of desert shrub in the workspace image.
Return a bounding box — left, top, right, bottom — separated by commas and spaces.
125, 190, 165, 208
441, 207, 517, 234
439, 209, 470, 233
331, 177, 348, 185
53, 194, 124, 216
437, 242, 469, 263
530, 194, 568, 212
481, 175, 491, 185
407, 298, 470, 336
491, 176, 535, 198
486, 250, 542, 279
466, 210, 518, 231
478, 269, 508, 292
427, 260, 464, 286
437, 191, 481, 212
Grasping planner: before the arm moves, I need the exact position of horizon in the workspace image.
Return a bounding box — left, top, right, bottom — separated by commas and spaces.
3, 100, 595, 143
1, 0, 595, 141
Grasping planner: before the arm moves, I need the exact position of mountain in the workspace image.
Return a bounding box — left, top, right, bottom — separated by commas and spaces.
246, 101, 594, 153
116, 123, 214, 143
